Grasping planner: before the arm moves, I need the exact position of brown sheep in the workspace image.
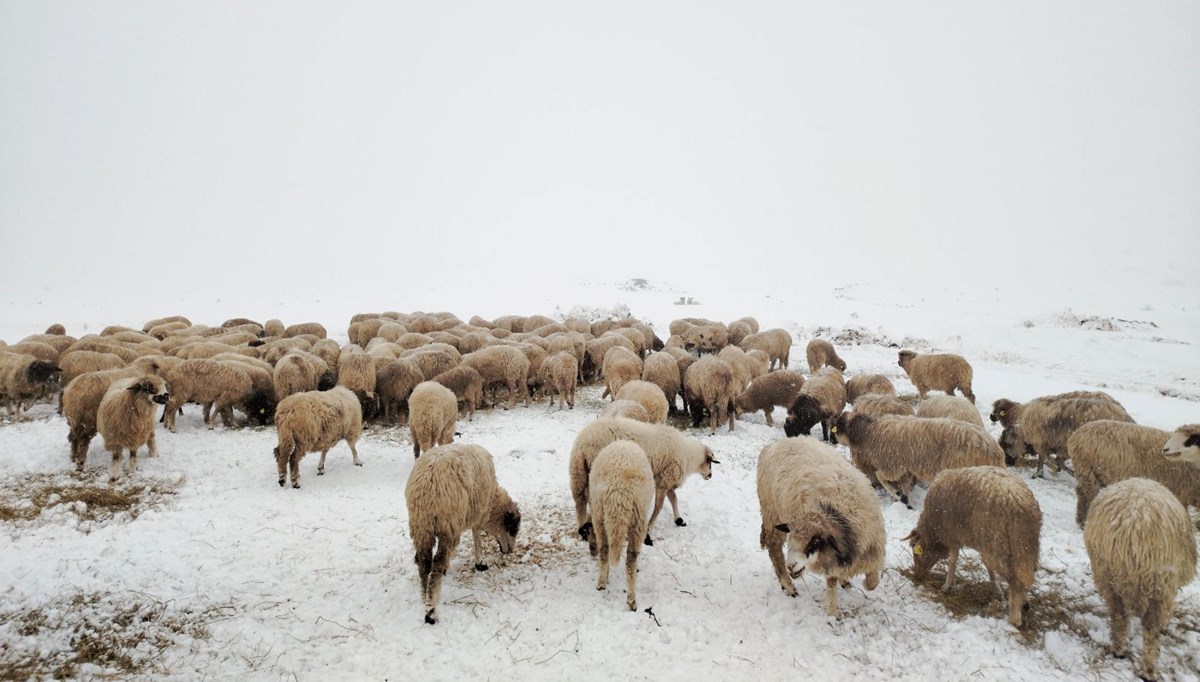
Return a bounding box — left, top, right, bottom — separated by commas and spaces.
740, 329, 793, 370
805, 339, 847, 374
989, 390, 1123, 429
897, 350, 975, 403
461, 346, 530, 409
273, 386, 363, 488
0, 353, 62, 418
614, 380, 670, 424
600, 346, 643, 401
539, 351, 578, 410
408, 381, 459, 458
844, 374, 896, 404
1001, 396, 1134, 477
641, 352, 682, 414
96, 376, 170, 482
376, 358, 425, 425
431, 365, 484, 422
733, 370, 805, 427
782, 368, 846, 441
163, 359, 253, 432
684, 356, 737, 434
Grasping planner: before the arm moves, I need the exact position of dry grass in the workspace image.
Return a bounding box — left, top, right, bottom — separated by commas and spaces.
0, 472, 178, 527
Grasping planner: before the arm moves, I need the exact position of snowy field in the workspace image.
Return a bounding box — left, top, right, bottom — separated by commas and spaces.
1, 277, 1198, 681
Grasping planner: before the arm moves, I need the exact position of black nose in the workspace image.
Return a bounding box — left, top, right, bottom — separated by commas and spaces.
154, 394, 170, 404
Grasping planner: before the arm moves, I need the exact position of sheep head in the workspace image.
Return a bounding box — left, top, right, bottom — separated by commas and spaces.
990, 398, 1020, 425
244, 390, 277, 426
783, 395, 822, 438
902, 528, 947, 580
1163, 424, 1200, 467
486, 487, 521, 555
25, 360, 62, 386
897, 350, 917, 371
698, 447, 719, 479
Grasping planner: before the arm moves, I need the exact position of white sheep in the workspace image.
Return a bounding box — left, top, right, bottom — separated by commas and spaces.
408, 381, 458, 458
539, 351, 578, 411
598, 400, 653, 422
614, 380, 669, 424
583, 441, 655, 611
273, 386, 363, 488
96, 376, 170, 482
406, 443, 521, 624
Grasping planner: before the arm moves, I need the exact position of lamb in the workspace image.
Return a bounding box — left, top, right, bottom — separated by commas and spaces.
601, 346, 644, 401
272, 386, 363, 488
539, 351, 578, 411
1084, 478, 1197, 681
903, 466, 1041, 627
376, 357, 425, 425
916, 395, 985, 428
990, 390, 1122, 429
1001, 396, 1134, 477
1070, 420, 1200, 527
96, 376, 170, 482
782, 368, 846, 441
756, 437, 886, 616
830, 412, 1004, 507
272, 351, 334, 404
163, 359, 253, 432
614, 380, 669, 424
1162, 423, 1200, 466
461, 345, 530, 409
598, 400, 653, 422
844, 374, 896, 404
282, 322, 327, 339
583, 441, 655, 611
569, 417, 718, 545
739, 329, 792, 370
805, 339, 846, 374
408, 381, 459, 458
850, 394, 914, 418
641, 352, 682, 414
733, 370, 805, 427
0, 353, 62, 418
406, 443, 521, 624
684, 356, 737, 434
431, 365, 484, 422
897, 350, 975, 403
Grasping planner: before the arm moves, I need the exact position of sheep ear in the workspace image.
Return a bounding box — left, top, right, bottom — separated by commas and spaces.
900, 530, 918, 544
774, 523, 790, 533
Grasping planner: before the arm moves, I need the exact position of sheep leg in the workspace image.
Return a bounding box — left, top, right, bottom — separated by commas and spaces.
472, 529, 488, 571
146, 429, 157, 458
108, 449, 123, 483
644, 489, 667, 545
317, 449, 329, 475
202, 401, 213, 425
348, 437, 362, 466
820, 418, 830, 442
426, 532, 458, 624
709, 403, 717, 435
596, 521, 610, 591
275, 447, 288, 487
667, 489, 685, 526
289, 449, 302, 488
626, 522, 642, 611
218, 403, 235, 428
1105, 590, 1130, 659
763, 409, 774, 427
1139, 599, 1170, 681
825, 575, 840, 616
941, 547, 959, 592
1006, 580, 1027, 628
764, 527, 797, 597
128, 445, 138, 476
164, 397, 181, 432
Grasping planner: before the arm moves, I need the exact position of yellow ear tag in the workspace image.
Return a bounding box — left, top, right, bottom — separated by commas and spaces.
831, 426, 838, 433
999, 411, 1005, 416
913, 545, 923, 556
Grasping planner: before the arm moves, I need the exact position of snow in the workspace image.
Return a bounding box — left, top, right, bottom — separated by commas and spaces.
1, 277, 1198, 681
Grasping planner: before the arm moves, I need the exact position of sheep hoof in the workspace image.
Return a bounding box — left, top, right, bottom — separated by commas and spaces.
317, 469, 325, 476
424, 611, 437, 625
578, 522, 592, 541
674, 518, 686, 527
475, 563, 488, 571
643, 535, 654, 546
354, 462, 363, 467
278, 478, 285, 487
292, 482, 300, 489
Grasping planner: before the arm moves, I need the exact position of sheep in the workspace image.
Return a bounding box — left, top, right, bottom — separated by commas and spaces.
844, 374, 896, 404
512, 342, 548, 397
210, 354, 277, 425
1070, 420, 1200, 527
601, 346, 643, 401
272, 386, 363, 488
569, 417, 718, 545
897, 350, 975, 403
261, 338, 313, 365
1001, 396, 1135, 477
62, 360, 166, 470
431, 365, 484, 422
163, 359, 253, 432
641, 352, 682, 414
272, 351, 334, 404
336, 346, 378, 419
1084, 478, 1197, 681
539, 351, 578, 410
18, 333, 78, 357
684, 356, 737, 434
733, 370, 805, 427
1163, 423, 1200, 466
406, 443, 520, 624
0, 353, 61, 418
739, 328, 792, 371
96, 376, 170, 482
146, 321, 190, 339
989, 390, 1123, 429
56, 350, 126, 411
829, 412, 1004, 507
583, 336, 635, 381
756, 437, 886, 616
614, 380, 669, 424
610, 327, 648, 358
717, 345, 755, 391
916, 395, 985, 428
408, 381, 458, 458
376, 357, 425, 425
142, 315, 191, 333
44, 323, 67, 335
598, 400, 653, 422
728, 320, 754, 347
583, 441, 655, 611
311, 339, 342, 377
743, 349, 770, 381
283, 322, 327, 339
461, 345, 529, 409
805, 339, 846, 374
850, 393, 914, 418
782, 368, 846, 441
680, 323, 729, 355
903, 466, 1041, 627
4, 341, 60, 364
263, 319, 285, 337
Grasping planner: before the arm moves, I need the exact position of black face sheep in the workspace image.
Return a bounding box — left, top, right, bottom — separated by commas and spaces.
431, 365, 484, 422
406, 443, 521, 624
583, 441, 655, 611
461, 346, 530, 409
684, 356, 737, 434
989, 390, 1121, 429
1001, 396, 1135, 477
916, 395, 984, 428
614, 380, 669, 424
641, 352, 682, 414
408, 381, 458, 458
163, 359, 253, 432
805, 339, 846, 374
844, 374, 896, 404
897, 350, 975, 404
96, 376, 170, 482
1084, 478, 1197, 681
904, 466, 1041, 627
830, 412, 1004, 508
569, 417, 718, 545
739, 328, 792, 371
539, 351, 578, 411
733, 369, 805, 427
1163, 423, 1200, 466
273, 386, 362, 488
0, 353, 62, 418
782, 368, 846, 441
756, 437, 886, 616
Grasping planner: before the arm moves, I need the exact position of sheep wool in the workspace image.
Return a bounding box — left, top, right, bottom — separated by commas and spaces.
1163, 424, 1200, 466
897, 350, 975, 404
96, 376, 170, 482
805, 339, 846, 374
585, 441, 655, 611
614, 380, 669, 424
408, 381, 459, 458
273, 386, 363, 488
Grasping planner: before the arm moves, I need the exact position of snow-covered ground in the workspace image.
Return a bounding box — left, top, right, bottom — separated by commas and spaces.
1, 276, 1198, 681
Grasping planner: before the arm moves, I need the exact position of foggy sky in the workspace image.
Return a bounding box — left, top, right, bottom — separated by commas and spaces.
2, 1, 1198, 306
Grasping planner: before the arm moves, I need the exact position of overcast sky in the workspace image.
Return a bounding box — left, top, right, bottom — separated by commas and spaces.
2, 1, 1197, 307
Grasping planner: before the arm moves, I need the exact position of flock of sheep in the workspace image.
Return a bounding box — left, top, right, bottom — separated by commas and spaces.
2, 312, 1199, 680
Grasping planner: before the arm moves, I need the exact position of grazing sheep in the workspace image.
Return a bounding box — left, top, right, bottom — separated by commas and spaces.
0, 353, 61, 418
376, 358, 424, 425
210, 354, 277, 425
273, 386, 363, 488
4, 341, 60, 364
96, 376, 170, 482
717, 345, 755, 391
62, 360, 166, 470
272, 351, 334, 404
600, 346, 643, 401
44, 323, 67, 336
916, 395, 985, 428
408, 381, 458, 458
1070, 421, 1200, 527
684, 356, 737, 434
904, 466, 1041, 627
583, 336, 636, 382
512, 342, 548, 397
583, 441, 655, 611
431, 365, 484, 422
614, 380, 669, 424
756, 437, 886, 616
461, 346, 530, 409
1084, 479, 1197, 681
782, 368, 846, 441
733, 370, 805, 427
56, 350, 126, 410
805, 339, 846, 374
336, 347, 378, 418
142, 315, 191, 333
728, 320, 754, 347
680, 323, 730, 356
598, 400, 653, 422
261, 338, 313, 365
283, 322, 327, 339
830, 412, 1004, 507
406, 443, 521, 624
897, 350, 975, 403
844, 374, 896, 404
852, 394, 914, 418
740, 329, 792, 371
163, 359, 253, 432
989, 390, 1123, 429
539, 351, 578, 411
569, 417, 718, 545
641, 352, 682, 414
404, 349, 459, 382
1163, 424, 1200, 466
1001, 396, 1134, 477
